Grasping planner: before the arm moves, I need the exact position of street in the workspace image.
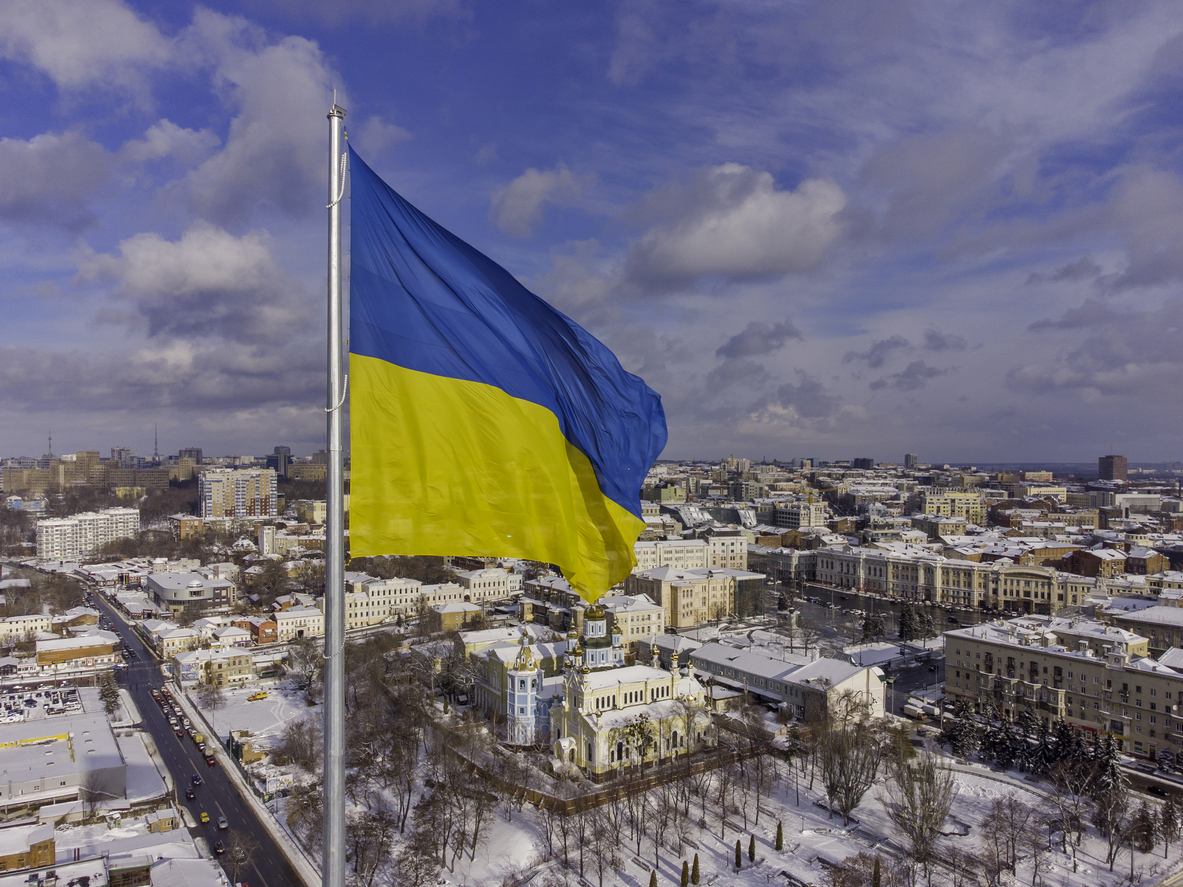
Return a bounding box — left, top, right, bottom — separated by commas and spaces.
90, 591, 310, 887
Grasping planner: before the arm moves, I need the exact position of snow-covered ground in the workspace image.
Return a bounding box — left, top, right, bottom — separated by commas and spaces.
192, 679, 312, 748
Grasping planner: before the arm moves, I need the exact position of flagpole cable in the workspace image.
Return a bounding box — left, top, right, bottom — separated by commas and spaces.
323, 101, 347, 887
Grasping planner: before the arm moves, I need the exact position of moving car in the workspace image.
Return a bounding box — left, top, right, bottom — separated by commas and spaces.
200, 812, 210, 823
217, 816, 228, 830
191, 774, 203, 786
213, 840, 225, 855
185, 788, 196, 800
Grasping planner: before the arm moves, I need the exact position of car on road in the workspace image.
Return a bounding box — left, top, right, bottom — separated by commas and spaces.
200, 812, 209, 823
191, 774, 203, 786
213, 840, 225, 855
185, 788, 196, 800
217, 816, 228, 830
206, 755, 217, 767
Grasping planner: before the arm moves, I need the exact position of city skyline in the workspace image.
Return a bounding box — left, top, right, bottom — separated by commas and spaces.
2, 2, 1182, 462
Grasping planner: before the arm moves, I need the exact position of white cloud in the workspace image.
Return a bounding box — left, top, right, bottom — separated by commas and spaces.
0, 130, 111, 225
0, 0, 170, 92
176, 9, 341, 223
491, 164, 586, 237
624, 164, 845, 290
78, 221, 306, 344
120, 120, 221, 166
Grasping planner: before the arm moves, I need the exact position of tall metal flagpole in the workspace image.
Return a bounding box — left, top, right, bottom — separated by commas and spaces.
323, 101, 347, 887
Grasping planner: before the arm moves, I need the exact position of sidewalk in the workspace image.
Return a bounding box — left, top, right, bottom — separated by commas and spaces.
171, 683, 321, 887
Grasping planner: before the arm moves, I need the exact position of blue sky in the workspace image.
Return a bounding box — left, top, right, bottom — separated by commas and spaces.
2, 0, 1182, 464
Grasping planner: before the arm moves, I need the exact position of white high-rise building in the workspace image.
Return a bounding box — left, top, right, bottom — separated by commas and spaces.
36, 507, 140, 560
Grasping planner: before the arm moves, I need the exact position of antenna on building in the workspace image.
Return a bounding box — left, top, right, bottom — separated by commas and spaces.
47, 430, 53, 460
154, 424, 160, 462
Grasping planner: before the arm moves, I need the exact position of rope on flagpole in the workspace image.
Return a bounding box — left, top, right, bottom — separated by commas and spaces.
327, 152, 347, 207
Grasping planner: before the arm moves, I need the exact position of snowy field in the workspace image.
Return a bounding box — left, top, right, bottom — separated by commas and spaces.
190, 677, 1183, 887
191, 678, 314, 749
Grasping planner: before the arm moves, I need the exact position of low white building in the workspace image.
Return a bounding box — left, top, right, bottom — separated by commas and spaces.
274, 606, 324, 641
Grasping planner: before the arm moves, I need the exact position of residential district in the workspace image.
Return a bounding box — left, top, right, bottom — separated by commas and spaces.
2, 447, 1183, 886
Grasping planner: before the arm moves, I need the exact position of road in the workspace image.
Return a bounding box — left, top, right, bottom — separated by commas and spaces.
90, 591, 309, 887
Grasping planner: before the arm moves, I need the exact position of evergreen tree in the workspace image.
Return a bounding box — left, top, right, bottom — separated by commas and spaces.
735, 839, 742, 869
691, 853, 700, 885
860, 612, 886, 643
1133, 801, 1158, 854
872, 854, 881, 887
99, 671, 120, 716
748, 834, 756, 862
775, 820, 784, 851
681, 860, 689, 887
898, 603, 917, 642
649, 869, 658, 887
1159, 747, 1176, 773
1162, 794, 1181, 858
993, 718, 1020, 771
1030, 719, 1054, 776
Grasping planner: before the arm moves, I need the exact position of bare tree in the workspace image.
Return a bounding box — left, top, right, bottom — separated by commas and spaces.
981, 793, 1033, 878
819, 718, 883, 826
880, 750, 958, 887
589, 806, 621, 887
196, 678, 225, 733
225, 832, 259, 884
80, 770, 122, 823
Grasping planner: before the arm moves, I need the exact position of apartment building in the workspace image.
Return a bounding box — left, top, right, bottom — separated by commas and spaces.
198, 468, 277, 519
633, 538, 708, 570
36, 507, 140, 559
599, 593, 665, 649
173, 647, 254, 686
623, 566, 764, 629
814, 543, 1090, 612
920, 491, 987, 525
945, 615, 1178, 761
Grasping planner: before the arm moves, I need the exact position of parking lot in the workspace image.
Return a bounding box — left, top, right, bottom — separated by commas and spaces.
0, 683, 83, 722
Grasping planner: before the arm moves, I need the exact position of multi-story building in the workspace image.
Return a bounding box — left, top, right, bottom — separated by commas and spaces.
274, 606, 324, 641
945, 615, 1180, 761
623, 566, 765, 628
173, 647, 254, 686
456, 568, 524, 602
1099, 454, 1128, 481
0, 614, 54, 640
36, 507, 140, 560
633, 538, 708, 571
599, 594, 665, 650
144, 571, 236, 614
919, 491, 987, 525
813, 543, 1091, 612
198, 468, 277, 519
774, 498, 829, 530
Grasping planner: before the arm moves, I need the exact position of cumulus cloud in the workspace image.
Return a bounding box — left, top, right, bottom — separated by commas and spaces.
774, 372, 840, 419
176, 10, 340, 223
716, 319, 802, 359
869, 360, 947, 391
120, 120, 221, 166
0, 130, 112, 226
491, 164, 586, 237
0, 0, 170, 92
77, 221, 307, 343
923, 328, 967, 352
843, 334, 909, 368
623, 164, 846, 290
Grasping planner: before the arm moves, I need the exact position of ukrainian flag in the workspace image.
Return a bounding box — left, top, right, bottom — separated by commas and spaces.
348, 147, 667, 603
